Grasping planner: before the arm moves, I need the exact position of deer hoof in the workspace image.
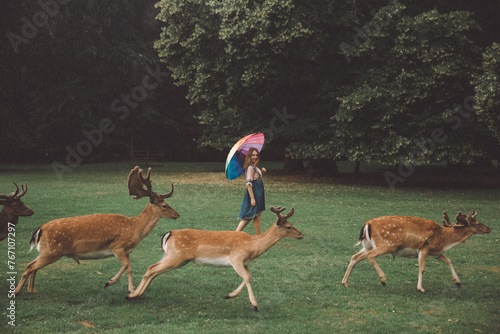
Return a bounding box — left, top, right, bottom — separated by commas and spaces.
253, 305, 258, 312
104, 282, 111, 288
455, 282, 461, 288
381, 281, 386, 286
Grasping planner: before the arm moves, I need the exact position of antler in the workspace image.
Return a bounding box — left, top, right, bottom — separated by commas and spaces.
127, 166, 152, 199
270, 206, 295, 219
283, 208, 294, 219
14, 182, 28, 199
442, 210, 477, 229
454, 212, 469, 228
0, 182, 28, 204
442, 211, 452, 227
159, 184, 174, 199
270, 206, 286, 215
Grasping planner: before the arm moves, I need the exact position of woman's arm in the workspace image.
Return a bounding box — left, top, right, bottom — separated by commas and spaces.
245, 165, 256, 206
247, 184, 256, 206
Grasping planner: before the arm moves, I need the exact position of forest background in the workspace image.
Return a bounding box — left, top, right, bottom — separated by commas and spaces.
1, 0, 499, 180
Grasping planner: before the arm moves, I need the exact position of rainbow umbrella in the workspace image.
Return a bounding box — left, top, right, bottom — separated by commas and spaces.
225, 133, 265, 180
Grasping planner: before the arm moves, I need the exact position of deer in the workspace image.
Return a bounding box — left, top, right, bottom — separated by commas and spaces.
0, 182, 34, 242
126, 206, 304, 312
14, 166, 180, 296
342, 210, 490, 292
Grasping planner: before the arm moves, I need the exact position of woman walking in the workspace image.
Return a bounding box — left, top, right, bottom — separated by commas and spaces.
236, 147, 266, 234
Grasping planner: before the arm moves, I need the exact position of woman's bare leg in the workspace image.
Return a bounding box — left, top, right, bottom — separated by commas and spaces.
236, 219, 251, 231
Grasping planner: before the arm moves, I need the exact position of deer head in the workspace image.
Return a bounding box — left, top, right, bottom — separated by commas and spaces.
442, 210, 490, 234
0, 182, 34, 217
269, 206, 303, 239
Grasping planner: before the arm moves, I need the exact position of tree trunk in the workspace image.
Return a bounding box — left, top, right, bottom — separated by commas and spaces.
353, 160, 361, 177
305, 159, 340, 178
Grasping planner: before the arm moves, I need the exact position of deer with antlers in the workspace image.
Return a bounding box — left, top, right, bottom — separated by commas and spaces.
342, 211, 490, 292
14, 166, 179, 296
126, 206, 303, 312
0, 182, 34, 242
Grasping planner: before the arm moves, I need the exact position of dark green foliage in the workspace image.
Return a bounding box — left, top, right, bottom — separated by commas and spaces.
1, 0, 499, 165
473, 42, 500, 148
336, 8, 485, 165
154, 0, 499, 164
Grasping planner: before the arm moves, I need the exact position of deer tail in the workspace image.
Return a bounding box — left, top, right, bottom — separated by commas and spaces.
161, 231, 172, 255
29, 227, 42, 253
355, 223, 372, 246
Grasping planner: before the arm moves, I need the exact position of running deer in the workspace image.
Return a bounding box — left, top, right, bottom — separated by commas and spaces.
0, 182, 34, 242
126, 206, 304, 312
342, 211, 490, 292
14, 166, 179, 295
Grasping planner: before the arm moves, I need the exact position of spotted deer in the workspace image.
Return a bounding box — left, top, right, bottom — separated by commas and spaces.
126, 207, 304, 312
342, 211, 490, 292
14, 166, 179, 295
0, 182, 34, 242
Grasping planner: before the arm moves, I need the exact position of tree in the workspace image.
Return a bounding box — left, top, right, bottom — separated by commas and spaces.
155, 0, 358, 156
155, 0, 497, 169
335, 8, 490, 166
473, 42, 500, 150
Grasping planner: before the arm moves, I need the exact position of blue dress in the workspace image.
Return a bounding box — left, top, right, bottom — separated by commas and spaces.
238, 165, 265, 220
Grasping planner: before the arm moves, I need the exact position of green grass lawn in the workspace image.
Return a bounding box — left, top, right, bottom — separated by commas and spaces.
1, 162, 499, 333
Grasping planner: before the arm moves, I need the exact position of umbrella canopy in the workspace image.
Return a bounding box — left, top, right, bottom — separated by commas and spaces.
225, 133, 265, 180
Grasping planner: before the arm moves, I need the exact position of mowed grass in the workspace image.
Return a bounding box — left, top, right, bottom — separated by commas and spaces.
0, 162, 499, 333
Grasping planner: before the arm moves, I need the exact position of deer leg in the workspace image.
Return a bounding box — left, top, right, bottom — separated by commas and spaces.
365, 248, 389, 286
417, 250, 428, 292
225, 280, 247, 299
15, 255, 61, 295
230, 262, 258, 312
437, 254, 461, 288
127, 257, 188, 299
106, 250, 134, 293
225, 265, 252, 299
27, 270, 38, 293
342, 249, 367, 287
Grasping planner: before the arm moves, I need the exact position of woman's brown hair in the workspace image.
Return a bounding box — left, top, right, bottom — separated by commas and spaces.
243, 147, 260, 169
